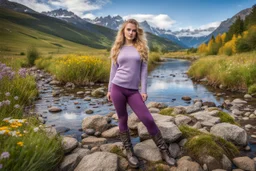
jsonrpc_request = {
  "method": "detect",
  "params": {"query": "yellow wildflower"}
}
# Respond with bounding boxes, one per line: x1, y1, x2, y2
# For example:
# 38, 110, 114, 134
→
17, 142, 24, 146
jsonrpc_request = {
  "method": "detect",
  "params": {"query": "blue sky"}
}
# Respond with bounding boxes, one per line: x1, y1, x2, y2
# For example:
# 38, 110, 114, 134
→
10, 0, 256, 31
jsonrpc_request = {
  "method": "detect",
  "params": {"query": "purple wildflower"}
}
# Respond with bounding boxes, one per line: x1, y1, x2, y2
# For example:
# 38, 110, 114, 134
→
0, 163, 2, 169
18, 68, 27, 78
5, 92, 10, 96
3, 100, 10, 105
0, 152, 10, 159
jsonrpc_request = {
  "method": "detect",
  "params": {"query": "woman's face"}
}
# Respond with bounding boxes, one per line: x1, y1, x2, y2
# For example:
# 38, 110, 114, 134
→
124, 23, 137, 41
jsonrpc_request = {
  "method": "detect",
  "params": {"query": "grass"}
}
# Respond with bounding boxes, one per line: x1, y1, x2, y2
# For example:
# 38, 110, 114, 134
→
159, 107, 176, 117
188, 51, 256, 92
162, 50, 202, 60
0, 60, 63, 171
179, 125, 239, 161
217, 111, 238, 125
0, 117, 63, 171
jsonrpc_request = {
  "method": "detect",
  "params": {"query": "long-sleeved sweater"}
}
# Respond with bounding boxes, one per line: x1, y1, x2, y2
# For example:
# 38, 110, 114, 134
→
108, 45, 148, 93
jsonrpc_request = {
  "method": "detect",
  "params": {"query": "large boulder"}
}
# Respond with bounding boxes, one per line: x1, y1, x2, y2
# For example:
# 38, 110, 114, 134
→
62, 137, 78, 154
138, 122, 182, 143
82, 115, 109, 132
210, 123, 247, 146
134, 139, 162, 162
74, 152, 118, 171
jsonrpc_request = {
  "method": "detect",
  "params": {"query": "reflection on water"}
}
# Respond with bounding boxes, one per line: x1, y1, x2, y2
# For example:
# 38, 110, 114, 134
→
147, 59, 225, 106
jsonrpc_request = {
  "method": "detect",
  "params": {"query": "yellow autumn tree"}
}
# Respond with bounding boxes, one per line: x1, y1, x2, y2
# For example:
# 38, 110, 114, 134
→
219, 35, 238, 55
197, 43, 207, 53
220, 33, 227, 43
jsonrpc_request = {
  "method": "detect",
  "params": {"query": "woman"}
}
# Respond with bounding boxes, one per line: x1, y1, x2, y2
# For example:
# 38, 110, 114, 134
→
106, 19, 175, 168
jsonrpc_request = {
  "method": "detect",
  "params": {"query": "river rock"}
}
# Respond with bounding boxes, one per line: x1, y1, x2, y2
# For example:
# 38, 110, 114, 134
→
232, 109, 244, 115
186, 105, 202, 114
175, 115, 192, 126
244, 94, 252, 99
231, 99, 247, 105
48, 106, 62, 113
91, 87, 105, 98
146, 102, 168, 109
59, 153, 80, 171
101, 126, 119, 138
210, 123, 247, 146
191, 111, 220, 125
134, 139, 162, 162
152, 113, 174, 122
74, 152, 118, 171
65, 82, 75, 89
182, 96, 191, 101
81, 136, 107, 147
62, 136, 78, 154
84, 129, 95, 136
71, 148, 91, 160
149, 107, 160, 113
85, 109, 93, 114
112, 113, 118, 120
82, 115, 109, 132
169, 143, 180, 158
100, 142, 123, 152
128, 112, 140, 129
173, 106, 187, 114
203, 101, 216, 107
77, 91, 84, 95
232, 156, 255, 171
173, 156, 203, 171
49, 80, 61, 85
138, 122, 182, 142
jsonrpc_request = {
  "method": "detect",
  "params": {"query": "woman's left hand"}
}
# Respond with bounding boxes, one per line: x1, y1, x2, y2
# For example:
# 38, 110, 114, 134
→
141, 93, 148, 102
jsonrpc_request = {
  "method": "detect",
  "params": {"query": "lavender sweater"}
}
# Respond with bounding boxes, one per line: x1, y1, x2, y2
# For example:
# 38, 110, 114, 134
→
108, 45, 148, 93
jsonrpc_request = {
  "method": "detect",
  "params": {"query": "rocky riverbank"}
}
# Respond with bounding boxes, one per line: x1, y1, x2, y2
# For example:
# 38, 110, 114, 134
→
30, 67, 256, 171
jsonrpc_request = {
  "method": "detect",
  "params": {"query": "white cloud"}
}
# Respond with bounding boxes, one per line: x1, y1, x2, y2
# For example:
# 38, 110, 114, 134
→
9, 0, 52, 12
82, 13, 96, 20
199, 21, 221, 30
48, 0, 110, 17
123, 14, 176, 30
177, 21, 221, 31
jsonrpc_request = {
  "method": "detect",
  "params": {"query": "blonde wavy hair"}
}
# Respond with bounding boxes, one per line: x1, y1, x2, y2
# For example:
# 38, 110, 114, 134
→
110, 19, 149, 64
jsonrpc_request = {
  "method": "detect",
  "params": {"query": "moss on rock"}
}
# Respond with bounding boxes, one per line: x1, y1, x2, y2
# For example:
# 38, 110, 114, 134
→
159, 107, 176, 116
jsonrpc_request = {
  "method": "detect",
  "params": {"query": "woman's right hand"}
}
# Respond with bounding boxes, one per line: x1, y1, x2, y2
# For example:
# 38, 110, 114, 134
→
107, 92, 112, 102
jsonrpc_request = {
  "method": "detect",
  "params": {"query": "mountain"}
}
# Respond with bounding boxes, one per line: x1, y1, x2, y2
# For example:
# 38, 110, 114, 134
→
200, 7, 252, 45
0, 0, 37, 13
93, 15, 124, 30
0, 4, 182, 52
86, 15, 218, 48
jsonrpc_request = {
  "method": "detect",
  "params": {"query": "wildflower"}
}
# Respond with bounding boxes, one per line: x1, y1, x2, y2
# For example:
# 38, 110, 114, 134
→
0, 152, 10, 159
3, 117, 11, 122
17, 142, 24, 146
14, 104, 20, 108
0, 102, 2, 107
0, 163, 2, 169
14, 96, 19, 100
0, 126, 9, 131
33, 127, 39, 132
3, 100, 10, 105
5, 92, 10, 96
18, 68, 27, 78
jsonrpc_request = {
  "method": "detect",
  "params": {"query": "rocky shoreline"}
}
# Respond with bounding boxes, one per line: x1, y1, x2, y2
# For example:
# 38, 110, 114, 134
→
29, 68, 256, 171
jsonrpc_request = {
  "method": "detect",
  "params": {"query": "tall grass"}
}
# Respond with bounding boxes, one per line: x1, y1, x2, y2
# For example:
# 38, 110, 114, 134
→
35, 52, 162, 85
0, 118, 63, 171
188, 51, 256, 91
36, 54, 110, 84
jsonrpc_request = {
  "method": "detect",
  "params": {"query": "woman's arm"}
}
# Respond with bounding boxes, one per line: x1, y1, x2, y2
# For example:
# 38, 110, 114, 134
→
140, 60, 148, 94
108, 61, 119, 92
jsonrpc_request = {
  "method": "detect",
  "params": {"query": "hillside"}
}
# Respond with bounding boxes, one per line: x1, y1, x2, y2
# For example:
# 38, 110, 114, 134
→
0, 8, 182, 56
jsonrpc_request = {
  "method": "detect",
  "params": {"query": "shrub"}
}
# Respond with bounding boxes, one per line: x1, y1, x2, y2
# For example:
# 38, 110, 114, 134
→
248, 84, 256, 94
26, 46, 39, 66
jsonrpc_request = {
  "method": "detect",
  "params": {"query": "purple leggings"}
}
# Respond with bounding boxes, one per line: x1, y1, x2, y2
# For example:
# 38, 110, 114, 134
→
111, 83, 159, 136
